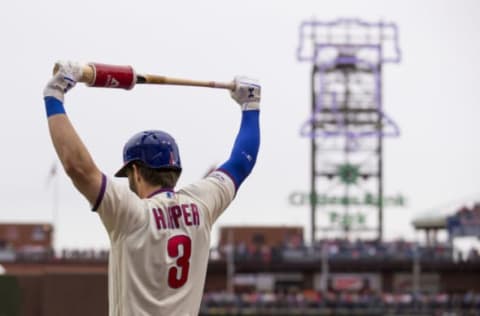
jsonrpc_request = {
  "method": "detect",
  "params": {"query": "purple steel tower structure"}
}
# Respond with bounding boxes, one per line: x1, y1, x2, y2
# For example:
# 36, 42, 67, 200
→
296, 18, 401, 243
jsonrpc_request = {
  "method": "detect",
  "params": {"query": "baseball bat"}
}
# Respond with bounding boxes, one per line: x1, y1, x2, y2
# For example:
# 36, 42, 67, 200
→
53, 62, 235, 91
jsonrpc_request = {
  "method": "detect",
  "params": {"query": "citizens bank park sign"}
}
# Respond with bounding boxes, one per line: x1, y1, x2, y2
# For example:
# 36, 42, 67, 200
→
288, 192, 406, 227
288, 192, 406, 207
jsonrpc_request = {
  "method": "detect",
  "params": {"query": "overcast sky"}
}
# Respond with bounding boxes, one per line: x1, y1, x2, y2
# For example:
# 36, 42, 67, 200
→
1, 0, 479, 250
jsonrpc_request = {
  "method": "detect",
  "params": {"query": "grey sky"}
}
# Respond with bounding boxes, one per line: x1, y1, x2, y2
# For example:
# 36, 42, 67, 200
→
1, 0, 479, 250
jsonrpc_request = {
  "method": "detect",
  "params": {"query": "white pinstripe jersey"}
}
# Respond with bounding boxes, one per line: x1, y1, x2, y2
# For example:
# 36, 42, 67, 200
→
94, 170, 235, 316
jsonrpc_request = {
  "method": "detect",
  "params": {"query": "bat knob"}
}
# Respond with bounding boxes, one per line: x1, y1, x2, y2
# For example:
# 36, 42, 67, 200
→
52, 62, 94, 84
52, 63, 60, 75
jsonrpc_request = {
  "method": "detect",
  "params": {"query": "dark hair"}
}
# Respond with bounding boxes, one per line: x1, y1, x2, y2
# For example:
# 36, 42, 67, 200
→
133, 162, 181, 188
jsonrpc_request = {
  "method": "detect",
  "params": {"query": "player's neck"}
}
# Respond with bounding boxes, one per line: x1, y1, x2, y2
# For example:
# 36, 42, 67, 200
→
139, 184, 163, 199
131, 165, 163, 198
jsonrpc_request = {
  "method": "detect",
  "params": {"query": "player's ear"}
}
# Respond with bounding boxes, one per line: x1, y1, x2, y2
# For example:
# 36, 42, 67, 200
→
131, 163, 142, 183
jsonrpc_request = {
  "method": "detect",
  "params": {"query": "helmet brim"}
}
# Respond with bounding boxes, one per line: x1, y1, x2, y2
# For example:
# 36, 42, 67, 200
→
114, 162, 130, 178
114, 162, 182, 178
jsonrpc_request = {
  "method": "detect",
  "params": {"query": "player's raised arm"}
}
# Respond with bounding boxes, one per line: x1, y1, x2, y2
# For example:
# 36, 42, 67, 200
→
43, 61, 103, 206
218, 76, 261, 190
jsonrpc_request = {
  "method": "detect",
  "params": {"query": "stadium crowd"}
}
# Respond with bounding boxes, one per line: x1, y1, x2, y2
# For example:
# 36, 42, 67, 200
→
200, 289, 480, 315
448, 202, 480, 238
453, 203, 480, 223
216, 238, 480, 264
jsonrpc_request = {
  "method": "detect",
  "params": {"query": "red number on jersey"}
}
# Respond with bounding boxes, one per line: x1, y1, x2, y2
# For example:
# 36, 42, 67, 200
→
167, 235, 192, 289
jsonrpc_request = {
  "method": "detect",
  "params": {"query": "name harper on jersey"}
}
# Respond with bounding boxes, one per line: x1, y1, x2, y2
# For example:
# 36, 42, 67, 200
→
151, 203, 200, 230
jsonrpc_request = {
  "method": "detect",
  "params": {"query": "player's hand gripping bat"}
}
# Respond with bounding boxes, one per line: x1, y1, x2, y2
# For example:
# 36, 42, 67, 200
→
53, 62, 235, 91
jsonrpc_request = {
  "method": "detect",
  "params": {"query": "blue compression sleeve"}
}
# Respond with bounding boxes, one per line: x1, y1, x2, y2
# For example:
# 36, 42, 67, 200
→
218, 110, 260, 190
44, 96, 66, 117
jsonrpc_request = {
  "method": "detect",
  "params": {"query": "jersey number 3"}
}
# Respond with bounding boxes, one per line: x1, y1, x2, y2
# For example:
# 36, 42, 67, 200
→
167, 235, 192, 289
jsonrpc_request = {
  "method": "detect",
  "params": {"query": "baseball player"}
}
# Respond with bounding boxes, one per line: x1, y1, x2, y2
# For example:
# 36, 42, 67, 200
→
43, 61, 261, 316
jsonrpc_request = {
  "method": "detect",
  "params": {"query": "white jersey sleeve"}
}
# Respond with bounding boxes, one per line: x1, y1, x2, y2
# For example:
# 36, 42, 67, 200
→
93, 175, 148, 240
179, 170, 236, 226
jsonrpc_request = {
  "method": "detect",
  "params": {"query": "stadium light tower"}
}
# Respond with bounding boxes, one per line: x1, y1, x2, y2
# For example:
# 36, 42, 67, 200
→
296, 18, 401, 243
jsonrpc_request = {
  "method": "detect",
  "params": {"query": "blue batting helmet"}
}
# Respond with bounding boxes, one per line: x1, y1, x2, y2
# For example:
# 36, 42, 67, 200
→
114, 130, 182, 177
